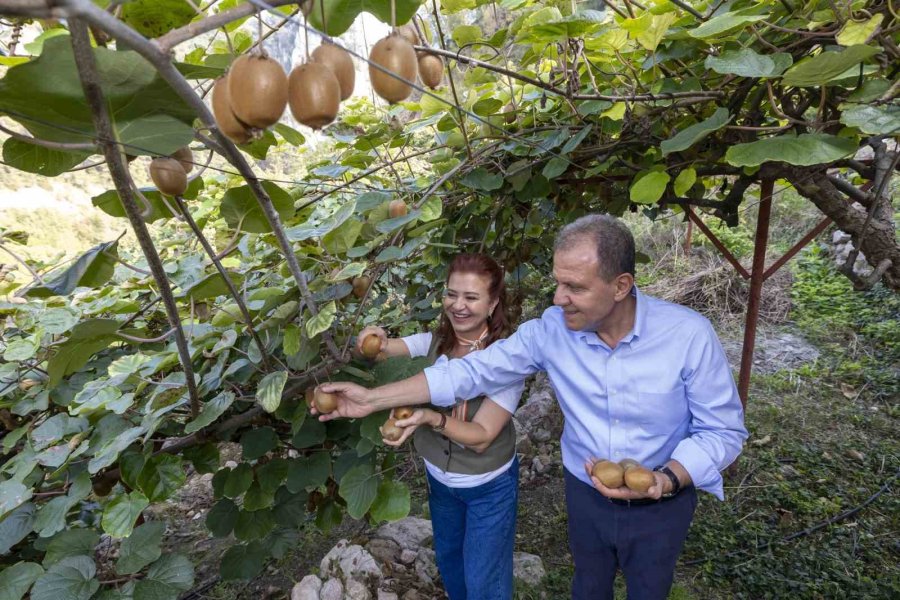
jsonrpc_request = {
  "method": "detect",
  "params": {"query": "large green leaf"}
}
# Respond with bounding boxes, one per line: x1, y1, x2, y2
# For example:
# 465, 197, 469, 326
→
724, 133, 857, 167
220, 181, 294, 233
184, 391, 235, 434
1, 139, 91, 177
102, 491, 150, 538
143, 553, 194, 594
286, 453, 331, 492
688, 11, 767, 39
661, 107, 731, 157
41, 529, 99, 567
47, 319, 123, 388
240, 427, 279, 461
0, 481, 32, 520
219, 541, 268, 581
840, 104, 900, 134
206, 498, 239, 538
630, 171, 671, 204
30, 556, 99, 600
0, 36, 194, 156
781, 45, 881, 87
233, 508, 275, 541
223, 463, 254, 499
121, 0, 196, 38
181, 270, 244, 302
0, 504, 35, 555
116, 521, 165, 575
307, 0, 423, 36
256, 371, 288, 414
0, 561, 44, 600
136, 454, 186, 502
91, 177, 204, 223
339, 464, 378, 519
24, 241, 118, 297
704, 49, 792, 78
305, 301, 337, 339
370, 479, 410, 522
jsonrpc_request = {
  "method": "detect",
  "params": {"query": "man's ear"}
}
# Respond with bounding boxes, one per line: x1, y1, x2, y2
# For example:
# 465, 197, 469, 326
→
614, 273, 634, 301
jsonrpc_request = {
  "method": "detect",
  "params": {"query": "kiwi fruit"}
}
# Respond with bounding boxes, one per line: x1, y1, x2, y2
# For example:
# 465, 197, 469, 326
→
149, 157, 188, 197
591, 460, 625, 488
288, 62, 341, 130
417, 53, 443, 89
619, 458, 641, 471
388, 199, 408, 218
314, 388, 338, 413
380, 418, 404, 442
395, 23, 419, 46
171, 146, 194, 173
394, 406, 414, 420
351, 275, 371, 299
305, 387, 316, 409
369, 34, 417, 103
228, 54, 288, 129
624, 466, 655, 493
311, 42, 355, 100
211, 75, 252, 144
502, 103, 516, 125
360, 334, 382, 359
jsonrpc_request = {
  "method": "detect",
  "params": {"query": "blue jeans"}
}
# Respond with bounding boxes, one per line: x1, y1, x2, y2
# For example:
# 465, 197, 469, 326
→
426, 457, 519, 600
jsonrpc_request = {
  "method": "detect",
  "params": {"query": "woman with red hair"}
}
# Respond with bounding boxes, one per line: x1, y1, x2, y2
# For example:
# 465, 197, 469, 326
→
357, 253, 523, 600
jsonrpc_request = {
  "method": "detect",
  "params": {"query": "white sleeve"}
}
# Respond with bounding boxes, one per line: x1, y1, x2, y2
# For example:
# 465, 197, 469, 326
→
400, 332, 433, 358
485, 380, 526, 414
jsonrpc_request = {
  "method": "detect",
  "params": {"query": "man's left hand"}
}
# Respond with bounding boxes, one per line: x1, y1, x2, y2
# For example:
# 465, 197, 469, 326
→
583, 458, 671, 501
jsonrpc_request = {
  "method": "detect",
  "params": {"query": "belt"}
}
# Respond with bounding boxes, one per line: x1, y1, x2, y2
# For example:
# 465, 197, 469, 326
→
607, 486, 692, 507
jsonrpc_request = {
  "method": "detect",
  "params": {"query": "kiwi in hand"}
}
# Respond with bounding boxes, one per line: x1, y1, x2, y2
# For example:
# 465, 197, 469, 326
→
624, 466, 655, 493
591, 460, 625, 488
394, 406, 414, 420
360, 334, 382, 359
380, 418, 404, 442
314, 388, 338, 413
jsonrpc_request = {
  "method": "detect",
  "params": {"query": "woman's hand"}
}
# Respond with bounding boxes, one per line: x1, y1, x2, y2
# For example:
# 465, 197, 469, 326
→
356, 325, 387, 357
382, 408, 434, 447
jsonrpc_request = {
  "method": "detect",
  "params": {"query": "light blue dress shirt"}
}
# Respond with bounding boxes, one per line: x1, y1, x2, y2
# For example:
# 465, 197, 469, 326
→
424, 287, 748, 500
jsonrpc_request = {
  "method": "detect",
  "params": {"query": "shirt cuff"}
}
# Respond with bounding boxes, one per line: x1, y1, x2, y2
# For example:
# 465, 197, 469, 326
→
671, 438, 725, 501
423, 358, 457, 408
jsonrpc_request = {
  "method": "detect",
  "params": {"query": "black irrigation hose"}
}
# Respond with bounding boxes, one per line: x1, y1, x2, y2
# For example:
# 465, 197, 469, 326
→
682, 466, 900, 567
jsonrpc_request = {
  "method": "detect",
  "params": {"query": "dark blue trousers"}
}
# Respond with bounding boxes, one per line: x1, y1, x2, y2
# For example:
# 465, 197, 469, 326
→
564, 468, 697, 600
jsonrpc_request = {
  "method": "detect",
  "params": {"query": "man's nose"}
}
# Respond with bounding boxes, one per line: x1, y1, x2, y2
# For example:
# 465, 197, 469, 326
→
552, 287, 567, 306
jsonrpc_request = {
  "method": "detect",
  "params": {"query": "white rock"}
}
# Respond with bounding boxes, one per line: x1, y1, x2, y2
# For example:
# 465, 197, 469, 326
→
320, 578, 343, 600
373, 517, 433, 550
290, 575, 322, 600
320, 539, 382, 584
398, 549, 417, 564
345, 579, 372, 600
223, 460, 238, 469
414, 547, 439, 585
377, 590, 400, 600
513, 552, 546, 586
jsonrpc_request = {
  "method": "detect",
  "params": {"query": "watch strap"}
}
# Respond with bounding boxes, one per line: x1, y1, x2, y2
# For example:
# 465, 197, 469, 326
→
433, 412, 447, 432
653, 465, 681, 497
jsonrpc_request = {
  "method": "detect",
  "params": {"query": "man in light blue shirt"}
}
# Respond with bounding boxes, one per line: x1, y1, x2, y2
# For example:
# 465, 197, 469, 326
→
320, 214, 748, 599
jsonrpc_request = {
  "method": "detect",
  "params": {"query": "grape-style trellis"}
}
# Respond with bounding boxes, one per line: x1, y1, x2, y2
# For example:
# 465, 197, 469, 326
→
0, 0, 897, 596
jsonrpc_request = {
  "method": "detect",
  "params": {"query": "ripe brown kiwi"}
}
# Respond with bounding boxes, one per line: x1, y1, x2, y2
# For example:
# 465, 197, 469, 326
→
388, 199, 408, 218
171, 146, 194, 173
305, 387, 316, 409
211, 75, 252, 144
417, 53, 443, 89
380, 418, 404, 442
227, 54, 288, 129
351, 275, 371, 299
395, 23, 419, 46
369, 34, 417, 104
591, 460, 625, 488
149, 157, 188, 197
288, 62, 341, 130
619, 458, 641, 471
624, 466, 655, 493
311, 42, 355, 101
394, 406, 414, 420
314, 388, 338, 413
360, 334, 382, 359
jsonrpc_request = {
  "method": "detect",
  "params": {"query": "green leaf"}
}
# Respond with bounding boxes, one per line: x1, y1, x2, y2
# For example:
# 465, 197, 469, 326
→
704, 49, 792, 78
184, 391, 235, 434
1, 139, 90, 177
542, 157, 569, 179
183, 443, 220, 475
41, 529, 99, 567
0, 504, 35, 555
30, 556, 98, 600
0, 562, 44, 600
290, 418, 327, 449
240, 129, 277, 160
242, 482, 275, 512
3, 338, 38, 361
219, 541, 268, 581
102, 492, 150, 538
206, 498, 239, 538
839, 104, 900, 134
630, 171, 671, 204
223, 463, 254, 499
688, 11, 767, 39
89, 427, 145, 473
256, 371, 288, 414
181, 271, 244, 302
0, 36, 194, 156
233, 508, 275, 541
283, 324, 301, 356
144, 553, 193, 593
24, 241, 118, 297
256, 459, 289, 494
37, 308, 79, 335
307, 0, 422, 36
121, 0, 196, 37
47, 318, 122, 388
673, 168, 697, 197
452, 24, 482, 47
460, 167, 504, 191
286, 453, 331, 493
220, 181, 294, 233
339, 464, 378, 519
285, 201, 356, 242
724, 133, 858, 167
782, 45, 881, 87
273, 489, 308, 529
305, 301, 337, 339
116, 522, 165, 575
370, 479, 410, 522
836, 14, 883, 46
660, 107, 731, 156
322, 218, 363, 254
622, 12, 676, 51
91, 178, 204, 223
240, 427, 279, 461
0, 481, 31, 520
273, 123, 306, 146
136, 454, 186, 502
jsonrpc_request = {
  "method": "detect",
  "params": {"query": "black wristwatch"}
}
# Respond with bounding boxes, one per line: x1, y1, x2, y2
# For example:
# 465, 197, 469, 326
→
653, 465, 681, 498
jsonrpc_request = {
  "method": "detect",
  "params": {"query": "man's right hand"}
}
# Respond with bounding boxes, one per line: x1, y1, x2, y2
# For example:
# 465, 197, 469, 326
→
314, 382, 374, 421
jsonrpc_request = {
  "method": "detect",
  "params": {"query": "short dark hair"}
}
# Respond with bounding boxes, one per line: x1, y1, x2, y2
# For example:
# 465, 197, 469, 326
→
554, 214, 635, 281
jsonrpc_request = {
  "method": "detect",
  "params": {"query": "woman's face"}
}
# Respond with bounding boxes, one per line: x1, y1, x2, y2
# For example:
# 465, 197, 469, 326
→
443, 271, 498, 338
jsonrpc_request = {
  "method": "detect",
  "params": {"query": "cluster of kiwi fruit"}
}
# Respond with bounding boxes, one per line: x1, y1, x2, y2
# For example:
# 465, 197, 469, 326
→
380, 406, 414, 442
591, 458, 656, 493
148, 146, 193, 197
369, 21, 443, 104
212, 42, 354, 142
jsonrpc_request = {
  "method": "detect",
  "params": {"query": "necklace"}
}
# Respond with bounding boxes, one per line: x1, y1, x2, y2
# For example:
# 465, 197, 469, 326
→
456, 326, 489, 352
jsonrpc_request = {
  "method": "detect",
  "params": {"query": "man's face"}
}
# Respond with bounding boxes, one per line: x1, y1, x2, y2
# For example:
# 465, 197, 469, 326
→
552, 242, 629, 332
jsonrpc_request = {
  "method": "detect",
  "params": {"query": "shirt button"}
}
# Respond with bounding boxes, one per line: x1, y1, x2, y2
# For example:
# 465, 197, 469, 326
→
444, 450, 449, 455
614, 419, 620, 424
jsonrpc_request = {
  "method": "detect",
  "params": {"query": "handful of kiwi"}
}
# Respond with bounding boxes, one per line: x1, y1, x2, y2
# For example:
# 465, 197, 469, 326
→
591, 458, 656, 493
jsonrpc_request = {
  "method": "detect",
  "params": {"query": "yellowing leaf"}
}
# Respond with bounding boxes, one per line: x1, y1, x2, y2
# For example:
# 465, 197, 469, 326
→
674, 168, 697, 196
623, 12, 677, 51
630, 171, 671, 204
601, 103, 627, 120
836, 14, 883, 46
